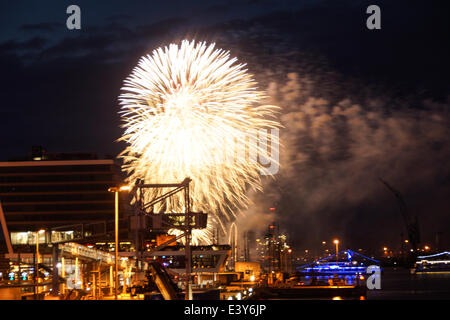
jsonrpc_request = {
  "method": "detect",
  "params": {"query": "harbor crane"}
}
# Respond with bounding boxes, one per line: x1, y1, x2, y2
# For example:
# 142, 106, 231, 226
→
379, 178, 420, 261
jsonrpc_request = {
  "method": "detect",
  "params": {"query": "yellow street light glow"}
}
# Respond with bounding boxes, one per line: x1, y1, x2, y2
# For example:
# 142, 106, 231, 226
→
108, 185, 131, 193
107, 184, 131, 300
333, 239, 339, 264
38, 229, 46, 234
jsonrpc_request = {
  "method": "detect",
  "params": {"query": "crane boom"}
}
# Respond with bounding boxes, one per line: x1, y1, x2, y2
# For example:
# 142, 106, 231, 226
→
148, 262, 180, 300
379, 178, 420, 252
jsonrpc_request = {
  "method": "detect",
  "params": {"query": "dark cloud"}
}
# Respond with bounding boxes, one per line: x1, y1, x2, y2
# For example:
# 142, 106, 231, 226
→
135, 17, 189, 38
19, 22, 62, 32
0, 37, 48, 52
106, 14, 132, 22
202, 3, 231, 15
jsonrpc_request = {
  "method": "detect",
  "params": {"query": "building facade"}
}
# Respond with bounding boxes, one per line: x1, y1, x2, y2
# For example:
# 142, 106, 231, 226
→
0, 149, 127, 249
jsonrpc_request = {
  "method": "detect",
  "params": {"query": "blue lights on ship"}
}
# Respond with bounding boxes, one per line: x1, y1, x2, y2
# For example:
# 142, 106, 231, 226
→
296, 250, 381, 275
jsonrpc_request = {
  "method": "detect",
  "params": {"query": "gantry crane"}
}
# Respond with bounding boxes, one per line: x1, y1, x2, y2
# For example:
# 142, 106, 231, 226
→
379, 178, 420, 260
147, 262, 181, 300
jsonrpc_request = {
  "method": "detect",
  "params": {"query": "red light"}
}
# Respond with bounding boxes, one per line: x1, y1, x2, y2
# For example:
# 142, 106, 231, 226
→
269, 225, 275, 229
269, 207, 276, 211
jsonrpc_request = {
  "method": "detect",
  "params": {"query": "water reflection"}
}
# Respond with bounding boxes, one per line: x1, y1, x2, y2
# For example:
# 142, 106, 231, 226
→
296, 274, 364, 286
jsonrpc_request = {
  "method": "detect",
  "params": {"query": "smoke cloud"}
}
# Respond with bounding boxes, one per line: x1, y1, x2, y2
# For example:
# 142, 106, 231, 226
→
236, 70, 450, 252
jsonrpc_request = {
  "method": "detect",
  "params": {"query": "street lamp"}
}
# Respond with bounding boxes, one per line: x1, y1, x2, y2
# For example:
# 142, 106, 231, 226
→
36, 229, 45, 264
287, 249, 292, 273
333, 239, 339, 264
108, 185, 131, 300
35, 229, 45, 297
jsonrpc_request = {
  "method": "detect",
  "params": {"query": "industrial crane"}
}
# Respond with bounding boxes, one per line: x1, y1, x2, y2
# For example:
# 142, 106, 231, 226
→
147, 262, 181, 300
379, 178, 421, 260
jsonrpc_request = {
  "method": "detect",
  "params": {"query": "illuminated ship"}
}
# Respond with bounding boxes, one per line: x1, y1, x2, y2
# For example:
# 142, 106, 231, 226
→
296, 250, 381, 275
415, 251, 450, 273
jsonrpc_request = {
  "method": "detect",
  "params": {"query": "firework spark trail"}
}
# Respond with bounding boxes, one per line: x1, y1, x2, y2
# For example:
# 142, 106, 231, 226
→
119, 40, 280, 244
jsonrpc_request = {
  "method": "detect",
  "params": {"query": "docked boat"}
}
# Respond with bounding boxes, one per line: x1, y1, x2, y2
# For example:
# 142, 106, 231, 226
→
415, 251, 450, 273
296, 249, 381, 276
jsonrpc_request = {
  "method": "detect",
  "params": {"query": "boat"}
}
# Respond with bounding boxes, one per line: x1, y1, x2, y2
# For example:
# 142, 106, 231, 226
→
296, 249, 381, 276
415, 251, 450, 273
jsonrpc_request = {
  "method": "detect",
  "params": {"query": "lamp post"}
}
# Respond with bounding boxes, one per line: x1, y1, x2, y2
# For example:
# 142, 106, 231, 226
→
108, 185, 130, 300
36, 229, 46, 263
35, 229, 45, 297
334, 239, 339, 264
287, 249, 292, 273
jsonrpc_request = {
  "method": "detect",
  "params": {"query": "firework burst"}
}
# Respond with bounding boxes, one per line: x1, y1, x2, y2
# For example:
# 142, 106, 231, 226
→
119, 40, 280, 244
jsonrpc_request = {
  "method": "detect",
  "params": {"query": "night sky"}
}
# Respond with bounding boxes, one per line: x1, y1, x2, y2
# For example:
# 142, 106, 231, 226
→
0, 0, 449, 252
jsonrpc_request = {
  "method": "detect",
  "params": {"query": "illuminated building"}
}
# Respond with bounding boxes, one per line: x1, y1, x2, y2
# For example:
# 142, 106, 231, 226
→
0, 147, 129, 285
0, 147, 125, 236
255, 223, 292, 273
